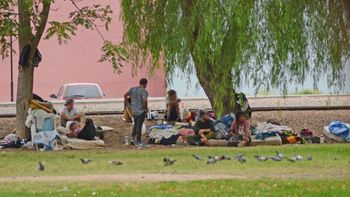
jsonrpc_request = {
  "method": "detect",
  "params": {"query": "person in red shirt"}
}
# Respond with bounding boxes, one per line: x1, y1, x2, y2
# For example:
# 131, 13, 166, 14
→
230, 111, 252, 147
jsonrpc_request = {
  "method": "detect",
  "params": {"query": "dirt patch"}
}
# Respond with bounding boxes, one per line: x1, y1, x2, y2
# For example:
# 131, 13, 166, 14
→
0, 172, 346, 183
1, 110, 350, 148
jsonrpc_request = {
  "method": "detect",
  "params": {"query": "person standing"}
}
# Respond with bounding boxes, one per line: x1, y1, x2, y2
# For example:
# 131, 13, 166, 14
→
124, 78, 149, 145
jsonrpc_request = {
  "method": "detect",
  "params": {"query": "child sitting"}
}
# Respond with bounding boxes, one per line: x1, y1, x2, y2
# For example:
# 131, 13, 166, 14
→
230, 111, 252, 147
165, 90, 181, 121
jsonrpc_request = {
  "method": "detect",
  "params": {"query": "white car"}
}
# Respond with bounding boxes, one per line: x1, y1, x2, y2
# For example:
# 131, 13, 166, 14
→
50, 83, 105, 100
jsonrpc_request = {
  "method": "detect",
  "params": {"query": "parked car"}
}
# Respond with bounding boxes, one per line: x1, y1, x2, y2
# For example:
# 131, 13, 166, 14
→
50, 83, 105, 100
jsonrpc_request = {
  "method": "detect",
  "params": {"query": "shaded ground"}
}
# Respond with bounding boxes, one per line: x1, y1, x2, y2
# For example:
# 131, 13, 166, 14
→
1, 110, 350, 148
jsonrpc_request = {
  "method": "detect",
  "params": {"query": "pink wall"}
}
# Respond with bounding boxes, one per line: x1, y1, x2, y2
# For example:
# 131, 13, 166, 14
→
0, 0, 166, 102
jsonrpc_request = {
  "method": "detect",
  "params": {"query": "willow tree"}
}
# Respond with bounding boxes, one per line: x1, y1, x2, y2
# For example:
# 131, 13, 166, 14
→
120, 0, 350, 115
1, 0, 124, 138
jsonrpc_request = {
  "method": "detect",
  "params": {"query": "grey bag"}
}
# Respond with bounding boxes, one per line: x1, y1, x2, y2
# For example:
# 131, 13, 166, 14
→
214, 122, 229, 139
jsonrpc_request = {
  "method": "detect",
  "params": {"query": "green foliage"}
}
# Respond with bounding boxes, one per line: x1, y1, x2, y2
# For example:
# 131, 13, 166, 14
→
45, 21, 77, 44
120, 0, 350, 114
0, 0, 16, 58
99, 41, 128, 74
0, 0, 115, 58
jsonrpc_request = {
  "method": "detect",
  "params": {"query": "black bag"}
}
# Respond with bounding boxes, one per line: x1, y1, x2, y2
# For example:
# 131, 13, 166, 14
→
77, 118, 96, 140
19, 44, 42, 68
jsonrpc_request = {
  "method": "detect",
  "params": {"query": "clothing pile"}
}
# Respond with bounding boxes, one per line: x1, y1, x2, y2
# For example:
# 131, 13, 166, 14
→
255, 122, 300, 143
148, 124, 196, 145
0, 134, 24, 149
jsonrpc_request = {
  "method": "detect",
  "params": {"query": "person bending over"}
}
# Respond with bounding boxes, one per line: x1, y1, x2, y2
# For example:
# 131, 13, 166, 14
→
165, 90, 181, 122
60, 98, 81, 127
124, 78, 149, 145
230, 111, 252, 147
194, 110, 215, 145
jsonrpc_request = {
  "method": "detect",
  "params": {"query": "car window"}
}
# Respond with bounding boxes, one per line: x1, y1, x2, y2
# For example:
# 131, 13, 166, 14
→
57, 86, 63, 98
63, 85, 102, 99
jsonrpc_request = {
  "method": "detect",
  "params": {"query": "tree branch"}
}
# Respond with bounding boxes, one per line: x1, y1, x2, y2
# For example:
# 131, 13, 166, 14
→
32, 1, 51, 48
69, 0, 106, 41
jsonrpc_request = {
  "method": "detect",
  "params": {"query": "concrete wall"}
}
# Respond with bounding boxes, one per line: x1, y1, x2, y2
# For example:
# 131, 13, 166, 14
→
0, 0, 166, 102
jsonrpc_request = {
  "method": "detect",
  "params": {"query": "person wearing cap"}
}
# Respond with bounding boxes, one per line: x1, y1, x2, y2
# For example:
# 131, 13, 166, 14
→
194, 110, 216, 145
60, 98, 81, 127
124, 78, 149, 145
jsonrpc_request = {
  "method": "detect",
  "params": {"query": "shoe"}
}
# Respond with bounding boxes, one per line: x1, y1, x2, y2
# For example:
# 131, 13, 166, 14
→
130, 139, 136, 145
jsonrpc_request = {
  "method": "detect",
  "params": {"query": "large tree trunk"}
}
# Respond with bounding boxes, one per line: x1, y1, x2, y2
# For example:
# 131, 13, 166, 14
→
195, 61, 236, 116
16, 0, 34, 138
16, 0, 51, 138
16, 65, 34, 138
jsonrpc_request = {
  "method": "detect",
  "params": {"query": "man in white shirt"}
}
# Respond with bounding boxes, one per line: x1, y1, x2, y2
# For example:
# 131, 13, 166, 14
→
60, 98, 81, 127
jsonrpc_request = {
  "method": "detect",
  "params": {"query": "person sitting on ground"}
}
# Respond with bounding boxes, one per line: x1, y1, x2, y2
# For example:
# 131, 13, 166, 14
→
165, 90, 181, 122
122, 96, 133, 122
182, 109, 196, 125
60, 98, 81, 127
230, 111, 252, 147
66, 118, 96, 140
194, 110, 216, 145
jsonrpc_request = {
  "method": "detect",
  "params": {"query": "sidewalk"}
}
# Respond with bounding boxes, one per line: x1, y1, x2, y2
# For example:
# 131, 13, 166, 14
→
0, 94, 349, 115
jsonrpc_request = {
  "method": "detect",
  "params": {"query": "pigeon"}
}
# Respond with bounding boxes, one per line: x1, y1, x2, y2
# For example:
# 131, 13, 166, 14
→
38, 162, 45, 171
192, 154, 202, 160
307, 155, 313, 161
108, 160, 123, 165
163, 157, 176, 166
234, 154, 246, 163
271, 156, 282, 162
80, 158, 92, 164
275, 151, 284, 159
219, 155, 231, 160
208, 155, 220, 161
238, 157, 247, 163
287, 157, 297, 162
234, 153, 245, 160
295, 155, 303, 161
207, 158, 217, 164
255, 155, 268, 162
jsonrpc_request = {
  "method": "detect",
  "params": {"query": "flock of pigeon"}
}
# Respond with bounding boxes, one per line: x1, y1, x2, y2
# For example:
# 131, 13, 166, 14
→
37, 158, 123, 171
37, 151, 315, 170
163, 151, 313, 166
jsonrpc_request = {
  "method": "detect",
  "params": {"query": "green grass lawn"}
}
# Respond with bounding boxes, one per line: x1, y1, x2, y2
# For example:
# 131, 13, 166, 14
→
0, 179, 349, 197
0, 144, 349, 196
0, 144, 349, 177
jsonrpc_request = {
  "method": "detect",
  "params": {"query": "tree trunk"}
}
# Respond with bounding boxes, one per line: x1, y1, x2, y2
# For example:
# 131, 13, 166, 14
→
15, 0, 51, 138
16, 65, 34, 139
16, 0, 34, 138
195, 61, 236, 116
